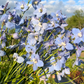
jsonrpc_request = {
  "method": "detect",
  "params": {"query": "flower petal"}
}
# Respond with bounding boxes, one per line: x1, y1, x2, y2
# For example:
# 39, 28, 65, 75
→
17, 57, 24, 63
66, 43, 73, 50
37, 60, 44, 67
49, 65, 54, 72
33, 63, 38, 71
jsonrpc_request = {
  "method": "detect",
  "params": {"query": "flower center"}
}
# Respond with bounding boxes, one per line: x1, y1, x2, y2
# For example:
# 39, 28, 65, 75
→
56, 14, 58, 17
38, 22, 42, 27
21, 4, 24, 9
34, 1, 38, 5
14, 56, 17, 61
35, 35, 38, 40
33, 59, 37, 63
78, 32, 82, 37
52, 22, 55, 27
58, 56, 61, 60
61, 42, 66, 46
53, 63, 56, 66
39, 8, 43, 13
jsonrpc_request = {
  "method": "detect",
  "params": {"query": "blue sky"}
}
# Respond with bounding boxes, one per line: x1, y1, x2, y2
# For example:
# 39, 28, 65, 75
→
0, 0, 84, 17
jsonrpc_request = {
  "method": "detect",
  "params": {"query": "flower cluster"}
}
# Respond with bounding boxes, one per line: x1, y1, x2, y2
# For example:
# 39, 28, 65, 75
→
0, 0, 84, 83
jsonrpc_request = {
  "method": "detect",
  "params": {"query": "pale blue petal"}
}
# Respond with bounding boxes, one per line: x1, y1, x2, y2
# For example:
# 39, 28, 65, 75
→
64, 68, 70, 74
54, 60, 62, 71
19, 19, 24, 25
65, 43, 73, 50
49, 65, 54, 72
61, 46, 65, 50
74, 38, 81, 44
55, 37, 62, 45
63, 37, 69, 43
57, 74, 61, 82
17, 57, 24, 63
33, 63, 38, 71
60, 57, 66, 64
82, 36, 84, 42
72, 28, 80, 35
50, 57, 55, 63
73, 58, 79, 66
26, 61, 33, 64
37, 60, 44, 67
61, 70, 65, 77
76, 49, 81, 57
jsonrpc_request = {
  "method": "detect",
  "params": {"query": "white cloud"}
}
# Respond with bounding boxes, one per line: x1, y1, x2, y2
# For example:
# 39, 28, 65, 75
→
41, 1, 47, 4
0, 0, 84, 18
78, 0, 84, 4
49, 1, 55, 4
67, 0, 75, 4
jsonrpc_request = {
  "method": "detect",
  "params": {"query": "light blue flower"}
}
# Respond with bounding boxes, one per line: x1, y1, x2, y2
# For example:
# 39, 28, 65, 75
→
27, 33, 39, 45
15, 1, 28, 12
26, 53, 44, 71
25, 45, 36, 54
49, 57, 62, 72
33, 3, 46, 18
13, 53, 24, 63
46, 20, 59, 30
72, 28, 84, 44
55, 37, 73, 50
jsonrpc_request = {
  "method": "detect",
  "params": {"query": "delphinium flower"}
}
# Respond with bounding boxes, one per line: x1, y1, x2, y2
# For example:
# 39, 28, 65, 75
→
31, 17, 42, 32
32, 0, 41, 10
55, 36, 73, 50
26, 53, 44, 71
31, 17, 48, 34
0, 14, 8, 22
13, 53, 24, 63
33, 3, 46, 18
51, 10, 66, 23
57, 67, 70, 82
27, 32, 39, 45
15, 1, 28, 12
57, 50, 70, 68
49, 57, 62, 72
45, 20, 59, 30
71, 28, 84, 44
25, 45, 36, 55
